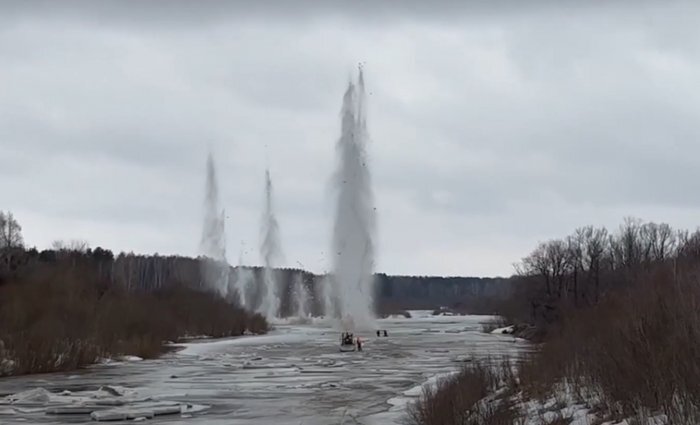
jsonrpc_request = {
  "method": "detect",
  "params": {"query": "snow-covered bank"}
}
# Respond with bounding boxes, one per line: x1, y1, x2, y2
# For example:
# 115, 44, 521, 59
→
402, 370, 670, 425
491, 325, 515, 335
486, 320, 543, 341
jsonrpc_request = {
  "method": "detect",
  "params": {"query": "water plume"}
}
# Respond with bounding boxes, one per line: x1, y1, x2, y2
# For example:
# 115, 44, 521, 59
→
329, 67, 376, 331
292, 272, 311, 319
199, 153, 229, 298
319, 274, 338, 320
258, 169, 283, 320
233, 244, 255, 308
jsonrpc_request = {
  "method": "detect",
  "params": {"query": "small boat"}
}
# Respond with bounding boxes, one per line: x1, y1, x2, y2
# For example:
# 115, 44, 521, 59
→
339, 343, 356, 352
339, 332, 357, 352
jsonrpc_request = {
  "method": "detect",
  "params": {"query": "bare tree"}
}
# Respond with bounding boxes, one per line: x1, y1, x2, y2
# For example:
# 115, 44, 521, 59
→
583, 226, 608, 303
567, 230, 586, 305
521, 243, 553, 296
640, 222, 657, 267
51, 239, 90, 253
0, 211, 24, 250
619, 217, 643, 269
653, 223, 676, 261
678, 230, 700, 260
546, 240, 569, 299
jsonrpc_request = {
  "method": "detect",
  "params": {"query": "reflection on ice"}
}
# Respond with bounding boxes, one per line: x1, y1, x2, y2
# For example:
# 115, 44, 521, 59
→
0, 312, 530, 424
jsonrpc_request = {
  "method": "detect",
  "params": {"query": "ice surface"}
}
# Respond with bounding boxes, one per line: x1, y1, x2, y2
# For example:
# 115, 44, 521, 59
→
5, 388, 52, 404
1, 384, 209, 424
0, 314, 531, 424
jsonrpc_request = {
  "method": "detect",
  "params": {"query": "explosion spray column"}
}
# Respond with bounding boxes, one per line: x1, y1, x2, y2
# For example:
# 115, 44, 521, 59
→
329, 68, 376, 331
200, 153, 230, 298
259, 169, 283, 320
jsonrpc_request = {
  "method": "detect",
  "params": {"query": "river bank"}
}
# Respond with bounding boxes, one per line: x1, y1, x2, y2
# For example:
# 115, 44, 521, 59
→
0, 268, 267, 377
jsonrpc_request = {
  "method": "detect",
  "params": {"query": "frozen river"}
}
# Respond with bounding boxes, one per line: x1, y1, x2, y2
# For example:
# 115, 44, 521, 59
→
0, 311, 530, 424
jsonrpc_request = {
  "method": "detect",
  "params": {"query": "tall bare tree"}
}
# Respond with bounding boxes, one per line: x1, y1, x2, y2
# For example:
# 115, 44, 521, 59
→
0, 211, 24, 250
652, 223, 676, 261
616, 217, 643, 270
567, 230, 586, 305
583, 226, 608, 303
521, 243, 553, 296
546, 239, 569, 299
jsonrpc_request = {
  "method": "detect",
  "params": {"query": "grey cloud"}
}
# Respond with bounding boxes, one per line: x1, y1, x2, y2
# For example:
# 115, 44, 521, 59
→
0, 1, 583, 27
2, 1, 700, 276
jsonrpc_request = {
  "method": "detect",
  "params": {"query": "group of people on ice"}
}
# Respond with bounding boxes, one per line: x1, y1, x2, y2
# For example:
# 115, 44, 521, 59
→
340, 329, 390, 352
340, 332, 363, 351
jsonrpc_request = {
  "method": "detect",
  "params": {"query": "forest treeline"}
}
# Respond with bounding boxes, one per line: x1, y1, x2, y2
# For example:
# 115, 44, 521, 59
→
0, 210, 513, 317
0, 211, 267, 376
411, 217, 700, 425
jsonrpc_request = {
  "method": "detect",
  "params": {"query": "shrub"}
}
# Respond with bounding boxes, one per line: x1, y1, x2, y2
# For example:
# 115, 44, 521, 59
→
0, 262, 267, 376
518, 264, 700, 423
405, 359, 517, 425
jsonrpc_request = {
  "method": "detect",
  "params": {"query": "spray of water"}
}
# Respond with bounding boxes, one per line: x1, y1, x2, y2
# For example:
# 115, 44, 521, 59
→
231, 242, 253, 308
328, 68, 376, 331
292, 272, 311, 319
319, 274, 335, 319
258, 169, 283, 320
199, 153, 229, 298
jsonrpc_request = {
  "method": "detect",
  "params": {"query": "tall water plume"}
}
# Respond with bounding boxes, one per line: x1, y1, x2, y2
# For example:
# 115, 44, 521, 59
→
329, 68, 376, 330
199, 153, 229, 298
258, 169, 283, 320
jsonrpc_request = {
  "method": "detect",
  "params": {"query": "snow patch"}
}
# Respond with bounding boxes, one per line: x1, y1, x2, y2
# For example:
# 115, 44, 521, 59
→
491, 325, 515, 335
384, 314, 410, 319
117, 355, 144, 362
403, 371, 461, 397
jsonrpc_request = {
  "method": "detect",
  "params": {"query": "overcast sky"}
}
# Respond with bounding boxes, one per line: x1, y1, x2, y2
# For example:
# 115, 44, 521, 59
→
2, 1, 700, 277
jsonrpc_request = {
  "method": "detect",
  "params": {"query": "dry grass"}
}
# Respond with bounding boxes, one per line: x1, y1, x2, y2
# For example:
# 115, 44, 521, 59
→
405, 359, 518, 425
0, 263, 267, 376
